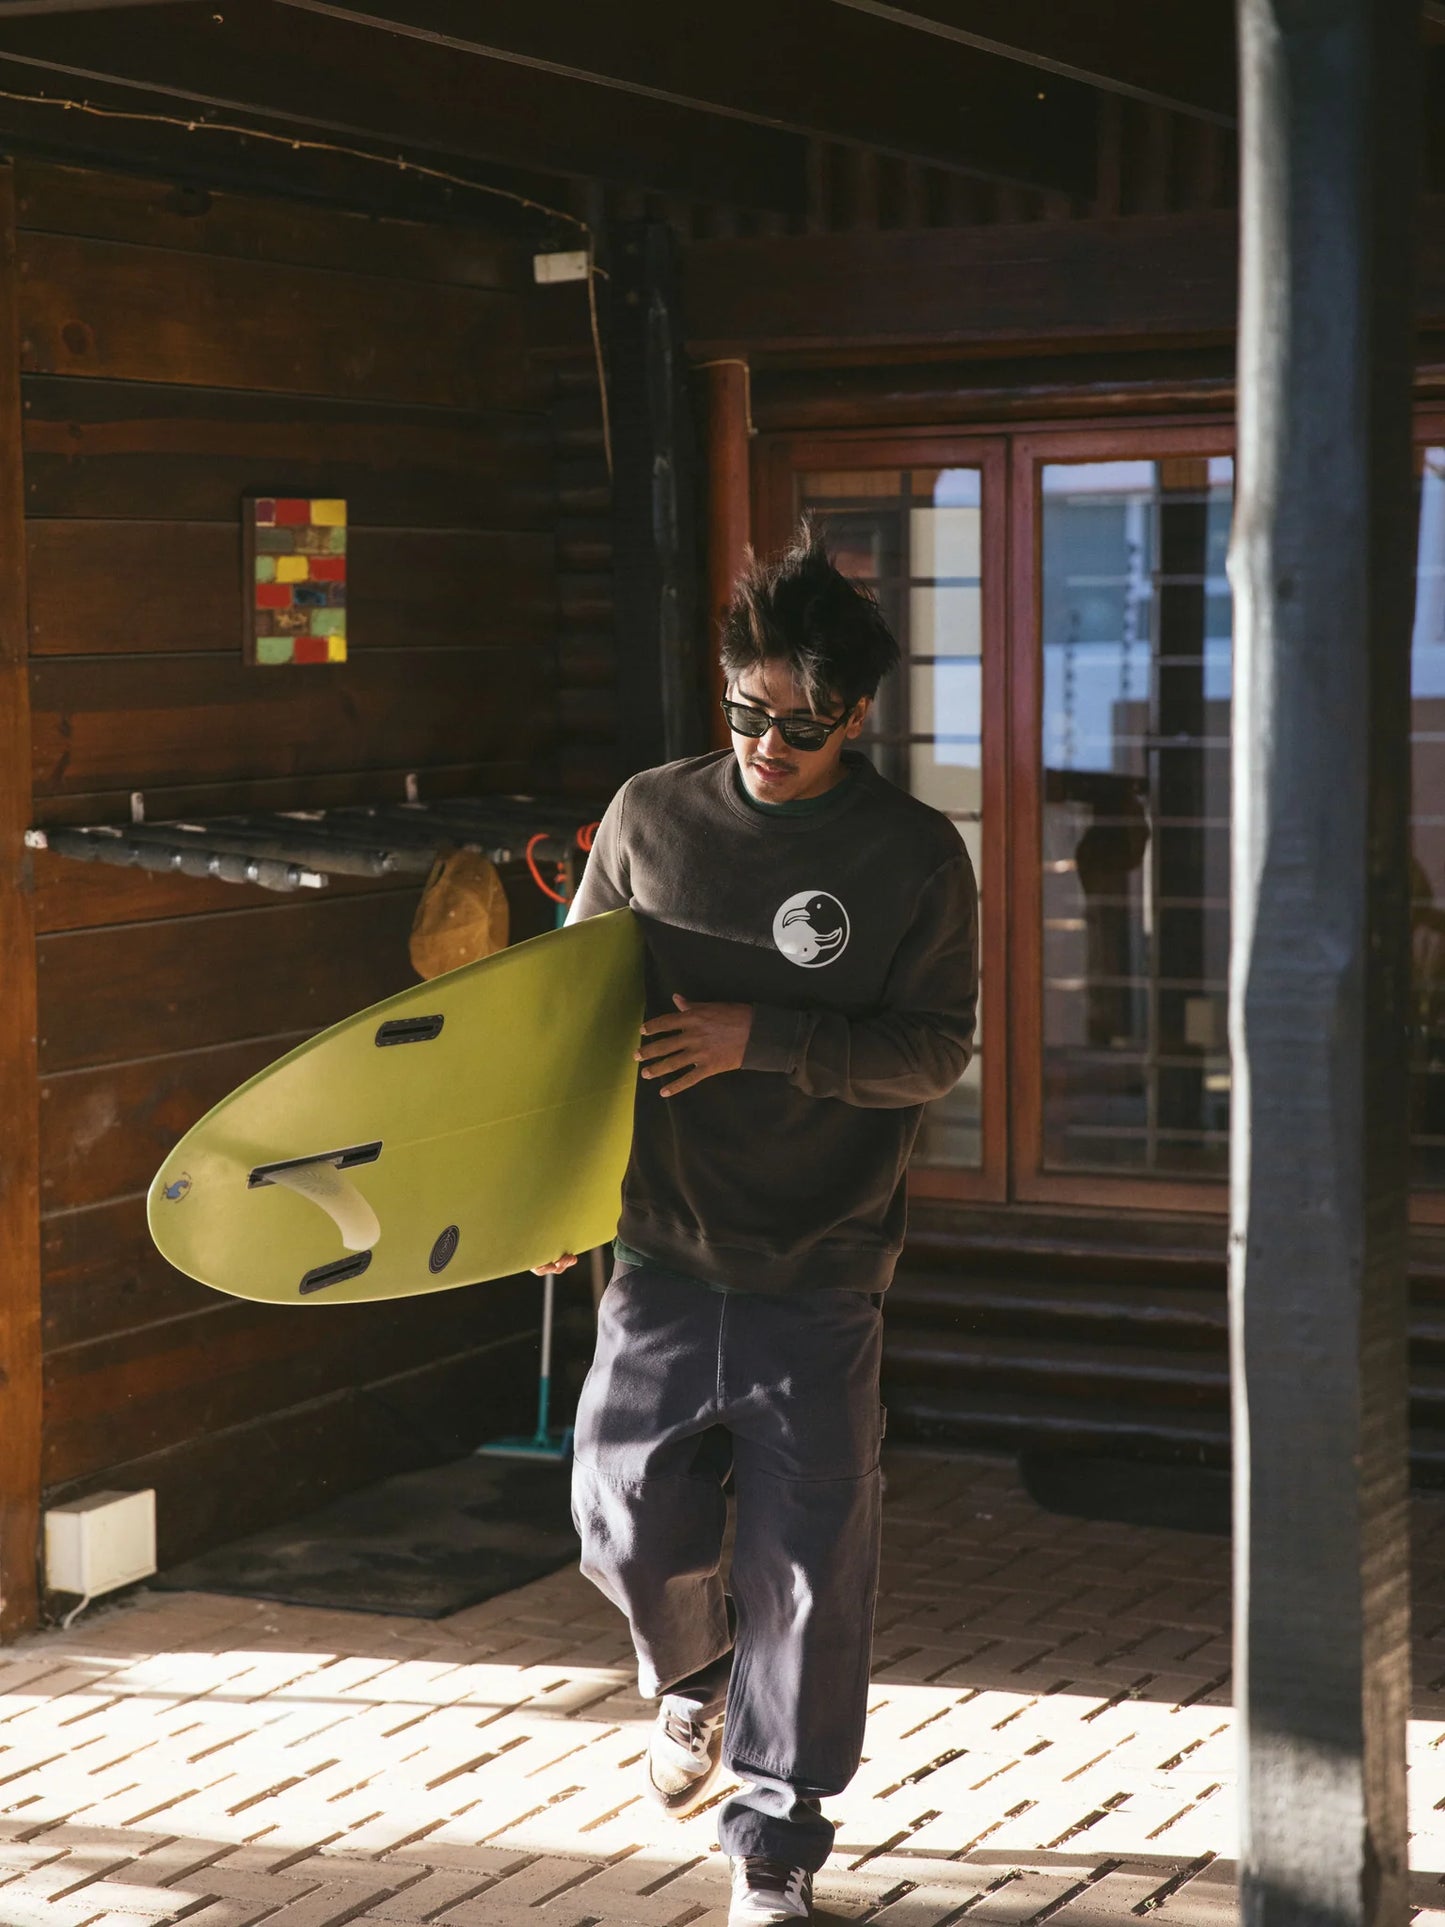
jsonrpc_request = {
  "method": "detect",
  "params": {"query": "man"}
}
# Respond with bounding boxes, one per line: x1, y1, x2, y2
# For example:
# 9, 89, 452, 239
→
536, 524, 978, 1926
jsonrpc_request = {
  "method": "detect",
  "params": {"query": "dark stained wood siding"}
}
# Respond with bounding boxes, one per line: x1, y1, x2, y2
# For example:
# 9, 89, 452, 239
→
0, 162, 43, 1636
21, 160, 572, 1572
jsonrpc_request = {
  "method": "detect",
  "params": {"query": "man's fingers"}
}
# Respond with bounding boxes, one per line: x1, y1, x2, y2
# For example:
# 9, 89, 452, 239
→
639, 1015, 688, 1038
531, 1253, 577, 1274
659, 1064, 713, 1097
637, 1033, 687, 1058
640, 1047, 697, 1079
637, 1030, 697, 1062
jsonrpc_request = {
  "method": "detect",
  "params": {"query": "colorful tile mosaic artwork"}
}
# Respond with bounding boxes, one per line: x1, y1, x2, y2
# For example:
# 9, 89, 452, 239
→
244, 496, 348, 665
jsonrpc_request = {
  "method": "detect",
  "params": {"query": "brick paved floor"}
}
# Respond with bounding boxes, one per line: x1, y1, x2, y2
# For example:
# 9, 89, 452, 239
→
2, 1449, 1445, 1926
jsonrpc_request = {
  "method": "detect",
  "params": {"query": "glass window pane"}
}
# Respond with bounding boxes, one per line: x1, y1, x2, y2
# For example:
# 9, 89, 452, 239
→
1040, 456, 1234, 1179
910, 660, 981, 749
800, 465, 987, 1171
910, 585, 981, 657
1412, 448, 1445, 1188
910, 503, 981, 578
907, 747, 982, 819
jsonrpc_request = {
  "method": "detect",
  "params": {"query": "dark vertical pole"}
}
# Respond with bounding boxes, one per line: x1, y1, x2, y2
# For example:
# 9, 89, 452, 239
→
1229, 4, 1419, 1925
609, 220, 706, 772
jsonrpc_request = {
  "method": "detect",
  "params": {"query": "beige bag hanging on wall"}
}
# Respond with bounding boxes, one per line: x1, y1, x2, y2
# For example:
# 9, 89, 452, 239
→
409, 848, 510, 980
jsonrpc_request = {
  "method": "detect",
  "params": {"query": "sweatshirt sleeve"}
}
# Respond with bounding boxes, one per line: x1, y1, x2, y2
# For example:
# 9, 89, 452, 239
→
565, 780, 633, 923
741, 851, 978, 1108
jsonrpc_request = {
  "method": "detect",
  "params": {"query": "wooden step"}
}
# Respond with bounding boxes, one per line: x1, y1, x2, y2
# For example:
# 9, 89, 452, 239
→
888, 1376, 1445, 1483
902, 1209, 1226, 1285
884, 1330, 1228, 1408
887, 1387, 1231, 1464
886, 1269, 1228, 1350
886, 1246, 1445, 1483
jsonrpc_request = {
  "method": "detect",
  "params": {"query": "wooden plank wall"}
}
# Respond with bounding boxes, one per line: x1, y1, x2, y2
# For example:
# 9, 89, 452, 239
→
550, 345, 618, 801
0, 165, 42, 1636
15, 160, 575, 1580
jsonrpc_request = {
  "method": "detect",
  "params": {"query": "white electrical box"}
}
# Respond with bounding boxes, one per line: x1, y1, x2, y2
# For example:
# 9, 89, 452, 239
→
533, 249, 590, 285
45, 1490, 156, 1598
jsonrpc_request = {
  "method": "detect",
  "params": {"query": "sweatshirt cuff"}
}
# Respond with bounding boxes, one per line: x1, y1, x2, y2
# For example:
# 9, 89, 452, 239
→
743, 1003, 805, 1074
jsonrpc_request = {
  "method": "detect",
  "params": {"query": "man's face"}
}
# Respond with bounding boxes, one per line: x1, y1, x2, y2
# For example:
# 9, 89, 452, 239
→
727, 660, 871, 806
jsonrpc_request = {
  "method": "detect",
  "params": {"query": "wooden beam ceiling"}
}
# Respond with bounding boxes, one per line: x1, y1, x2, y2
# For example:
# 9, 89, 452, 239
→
676, 202, 1445, 360
681, 214, 1241, 360
279, 0, 1101, 199
823, 1, 1237, 124
0, 0, 807, 214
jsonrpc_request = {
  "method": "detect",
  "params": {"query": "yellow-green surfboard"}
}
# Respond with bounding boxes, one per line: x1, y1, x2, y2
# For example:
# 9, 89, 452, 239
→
147, 908, 643, 1305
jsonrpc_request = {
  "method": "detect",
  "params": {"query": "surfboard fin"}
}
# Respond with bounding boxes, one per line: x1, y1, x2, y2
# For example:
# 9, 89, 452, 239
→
251, 1149, 382, 1252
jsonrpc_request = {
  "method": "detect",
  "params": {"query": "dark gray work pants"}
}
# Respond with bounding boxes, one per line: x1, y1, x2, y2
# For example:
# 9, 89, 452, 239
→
570, 1262, 884, 1871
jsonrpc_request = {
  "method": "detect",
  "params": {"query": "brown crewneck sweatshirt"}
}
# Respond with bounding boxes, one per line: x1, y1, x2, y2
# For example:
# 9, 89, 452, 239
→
568, 749, 979, 1294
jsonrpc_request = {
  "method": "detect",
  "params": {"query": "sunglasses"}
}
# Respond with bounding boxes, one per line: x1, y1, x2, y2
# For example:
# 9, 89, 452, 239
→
721, 697, 853, 754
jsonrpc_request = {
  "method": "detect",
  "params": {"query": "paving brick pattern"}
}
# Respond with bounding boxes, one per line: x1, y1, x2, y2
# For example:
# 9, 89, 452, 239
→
0, 1450, 1443, 1926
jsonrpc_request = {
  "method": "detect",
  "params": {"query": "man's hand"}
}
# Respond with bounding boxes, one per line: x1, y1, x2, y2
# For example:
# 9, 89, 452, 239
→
532, 1253, 577, 1275
637, 994, 752, 1098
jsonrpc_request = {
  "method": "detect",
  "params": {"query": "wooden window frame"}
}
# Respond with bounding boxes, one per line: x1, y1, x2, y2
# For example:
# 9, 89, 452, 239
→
754, 429, 1010, 1203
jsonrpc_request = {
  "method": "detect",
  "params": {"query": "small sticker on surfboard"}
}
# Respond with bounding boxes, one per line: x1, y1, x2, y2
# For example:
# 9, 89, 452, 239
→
429, 1225, 460, 1273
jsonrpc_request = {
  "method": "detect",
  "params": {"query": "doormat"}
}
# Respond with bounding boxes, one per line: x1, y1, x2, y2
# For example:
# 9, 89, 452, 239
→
153, 1455, 579, 1619
1020, 1449, 1231, 1537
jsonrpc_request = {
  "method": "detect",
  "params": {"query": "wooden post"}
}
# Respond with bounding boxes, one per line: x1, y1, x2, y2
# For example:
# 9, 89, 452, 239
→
609, 220, 707, 771
0, 162, 42, 1638
1229, 4, 1419, 1923
703, 358, 751, 749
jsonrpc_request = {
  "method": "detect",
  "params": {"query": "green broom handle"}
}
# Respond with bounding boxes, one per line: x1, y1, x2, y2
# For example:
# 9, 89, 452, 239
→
536, 1269, 555, 1442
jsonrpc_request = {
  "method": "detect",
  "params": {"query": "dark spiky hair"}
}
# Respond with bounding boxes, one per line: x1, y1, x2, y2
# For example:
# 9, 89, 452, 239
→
719, 518, 900, 713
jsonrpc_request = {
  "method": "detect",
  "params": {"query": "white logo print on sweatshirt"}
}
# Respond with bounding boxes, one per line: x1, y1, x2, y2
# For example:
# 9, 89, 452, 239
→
773, 891, 850, 967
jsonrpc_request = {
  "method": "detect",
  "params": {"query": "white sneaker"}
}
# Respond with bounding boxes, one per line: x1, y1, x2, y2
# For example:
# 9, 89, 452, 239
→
728, 1857, 814, 1925
644, 1694, 723, 1813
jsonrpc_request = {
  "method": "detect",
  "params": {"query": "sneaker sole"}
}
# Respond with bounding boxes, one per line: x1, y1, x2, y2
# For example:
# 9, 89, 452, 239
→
645, 1745, 725, 1817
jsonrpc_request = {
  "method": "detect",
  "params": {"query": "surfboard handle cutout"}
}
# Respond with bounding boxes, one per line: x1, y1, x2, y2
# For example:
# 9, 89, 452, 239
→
376, 1015, 444, 1046
300, 1251, 373, 1295
247, 1142, 382, 1189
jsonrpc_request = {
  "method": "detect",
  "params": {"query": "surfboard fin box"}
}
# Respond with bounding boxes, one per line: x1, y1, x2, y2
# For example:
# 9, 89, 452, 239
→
301, 1251, 374, 1295
375, 1015, 444, 1046
249, 1144, 383, 1253
248, 1143, 382, 1187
